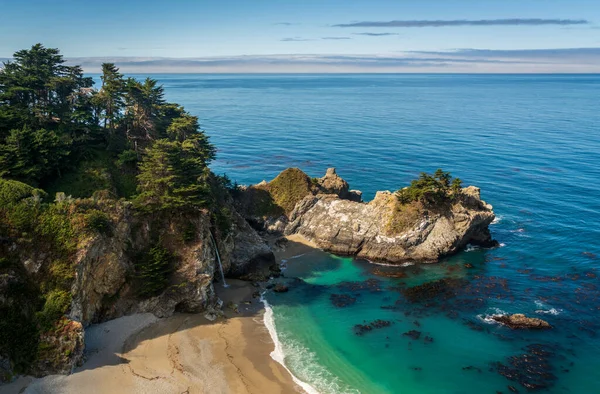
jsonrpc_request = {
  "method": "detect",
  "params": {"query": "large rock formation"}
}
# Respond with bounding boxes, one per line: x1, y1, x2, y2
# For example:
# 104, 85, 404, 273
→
285, 187, 495, 264
70, 205, 277, 327
238, 168, 496, 265
1, 197, 276, 377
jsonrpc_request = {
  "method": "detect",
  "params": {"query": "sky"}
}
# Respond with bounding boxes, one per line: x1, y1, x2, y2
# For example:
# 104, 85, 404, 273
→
0, 0, 599, 73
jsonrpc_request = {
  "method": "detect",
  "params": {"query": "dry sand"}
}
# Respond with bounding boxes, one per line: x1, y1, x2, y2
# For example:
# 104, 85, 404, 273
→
4, 279, 305, 394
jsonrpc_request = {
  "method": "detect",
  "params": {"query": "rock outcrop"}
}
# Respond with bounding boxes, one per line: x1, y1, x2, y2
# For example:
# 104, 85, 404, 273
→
285, 188, 495, 264
70, 205, 277, 327
237, 167, 496, 265
1, 197, 276, 377
492, 314, 552, 329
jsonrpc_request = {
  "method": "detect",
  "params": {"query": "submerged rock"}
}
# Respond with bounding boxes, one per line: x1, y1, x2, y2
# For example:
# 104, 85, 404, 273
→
273, 283, 289, 293
403, 330, 421, 340
495, 344, 558, 391
492, 314, 551, 329
330, 293, 358, 307
353, 319, 392, 335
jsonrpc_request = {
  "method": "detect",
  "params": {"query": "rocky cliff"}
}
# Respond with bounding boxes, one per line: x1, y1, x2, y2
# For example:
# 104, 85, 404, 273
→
0, 193, 276, 378
237, 168, 496, 264
285, 186, 496, 263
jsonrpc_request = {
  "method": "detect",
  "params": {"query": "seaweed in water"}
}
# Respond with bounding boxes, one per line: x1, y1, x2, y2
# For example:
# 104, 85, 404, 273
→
494, 344, 559, 391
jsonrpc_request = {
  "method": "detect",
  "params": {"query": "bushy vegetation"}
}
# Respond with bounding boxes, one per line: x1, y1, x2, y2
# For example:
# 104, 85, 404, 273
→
396, 169, 462, 206
134, 245, 174, 298
35, 290, 72, 332
386, 170, 463, 235
0, 44, 230, 373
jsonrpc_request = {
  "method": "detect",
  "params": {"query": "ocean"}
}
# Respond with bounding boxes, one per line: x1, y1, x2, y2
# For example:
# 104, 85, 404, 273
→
113, 74, 600, 393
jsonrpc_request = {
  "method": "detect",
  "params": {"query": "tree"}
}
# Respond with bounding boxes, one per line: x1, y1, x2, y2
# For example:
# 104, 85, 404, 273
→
0, 44, 93, 132
124, 77, 165, 145
396, 169, 462, 206
135, 137, 214, 211
0, 44, 95, 184
0, 126, 70, 184
94, 63, 125, 138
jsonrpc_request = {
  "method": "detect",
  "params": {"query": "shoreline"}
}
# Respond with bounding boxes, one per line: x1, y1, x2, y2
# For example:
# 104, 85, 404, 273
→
4, 235, 321, 394
4, 281, 306, 394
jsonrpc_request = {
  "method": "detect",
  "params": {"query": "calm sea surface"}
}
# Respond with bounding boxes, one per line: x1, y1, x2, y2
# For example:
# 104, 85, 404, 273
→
104, 74, 600, 393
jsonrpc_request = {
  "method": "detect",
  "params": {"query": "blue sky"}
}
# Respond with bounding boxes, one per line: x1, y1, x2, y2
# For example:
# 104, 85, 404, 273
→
1, 0, 599, 72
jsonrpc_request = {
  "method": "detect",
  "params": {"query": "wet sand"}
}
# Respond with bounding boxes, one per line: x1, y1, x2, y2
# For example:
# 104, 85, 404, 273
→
4, 279, 305, 394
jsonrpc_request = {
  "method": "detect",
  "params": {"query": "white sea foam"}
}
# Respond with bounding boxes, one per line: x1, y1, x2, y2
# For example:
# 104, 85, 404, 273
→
534, 300, 562, 316
499, 243, 506, 247
261, 295, 321, 394
476, 308, 507, 324
491, 216, 502, 225
367, 259, 415, 267
261, 295, 361, 394
465, 244, 481, 252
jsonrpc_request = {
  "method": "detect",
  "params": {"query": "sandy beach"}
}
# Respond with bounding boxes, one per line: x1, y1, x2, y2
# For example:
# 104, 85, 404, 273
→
4, 278, 306, 394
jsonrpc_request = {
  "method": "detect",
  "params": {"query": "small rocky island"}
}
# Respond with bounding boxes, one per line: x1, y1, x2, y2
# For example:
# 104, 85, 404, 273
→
236, 167, 497, 264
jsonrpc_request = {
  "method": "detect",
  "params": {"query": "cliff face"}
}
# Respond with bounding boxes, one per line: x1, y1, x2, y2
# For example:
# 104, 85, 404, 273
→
237, 168, 496, 265
1, 197, 276, 378
285, 186, 496, 264
70, 208, 219, 327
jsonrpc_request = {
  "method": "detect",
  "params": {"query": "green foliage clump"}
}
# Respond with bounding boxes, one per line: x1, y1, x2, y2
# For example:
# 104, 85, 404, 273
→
35, 290, 72, 332
36, 202, 76, 256
265, 168, 313, 214
117, 149, 138, 167
135, 138, 214, 211
396, 169, 462, 206
135, 245, 174, 298
84, 209, 112, 236
0, 178, 44, 206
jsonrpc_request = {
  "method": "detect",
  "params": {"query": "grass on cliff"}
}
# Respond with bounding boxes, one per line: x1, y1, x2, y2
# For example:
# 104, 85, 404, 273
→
385, 200, 424, 235
267, 168, 314, 214
238, 168, 314, 217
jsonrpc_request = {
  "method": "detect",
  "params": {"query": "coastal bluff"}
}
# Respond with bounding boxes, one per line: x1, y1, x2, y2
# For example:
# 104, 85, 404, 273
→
237, 167, 497, 264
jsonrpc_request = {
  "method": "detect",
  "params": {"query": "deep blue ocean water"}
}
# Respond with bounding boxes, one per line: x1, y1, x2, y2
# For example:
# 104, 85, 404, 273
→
102, 74, 600, 393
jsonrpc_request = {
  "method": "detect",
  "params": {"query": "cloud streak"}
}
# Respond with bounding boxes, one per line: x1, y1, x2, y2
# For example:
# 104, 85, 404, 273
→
334, 18, 589, 28
321, 36, 351, 40
281, 37, 314, 42
25, 47, 597, 73
354, 32, 399, 36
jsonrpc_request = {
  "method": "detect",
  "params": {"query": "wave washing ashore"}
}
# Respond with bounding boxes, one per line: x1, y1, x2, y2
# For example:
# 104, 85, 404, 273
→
5, 280, 305, 394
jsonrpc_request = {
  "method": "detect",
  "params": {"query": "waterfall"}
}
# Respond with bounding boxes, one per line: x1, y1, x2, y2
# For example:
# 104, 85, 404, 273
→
209, 231, 228, 288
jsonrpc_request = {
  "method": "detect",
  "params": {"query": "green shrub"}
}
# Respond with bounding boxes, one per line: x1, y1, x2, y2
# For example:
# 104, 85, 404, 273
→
36, 204, 76, 255
117, 149, 138, 167
214, 206, 232, 236
84, 209, 112, 236
135, 245, 174, 298
35, 290, 72, 332
396, 169, 462, 206
0, 178, 45, 207
182, 223, 197, 243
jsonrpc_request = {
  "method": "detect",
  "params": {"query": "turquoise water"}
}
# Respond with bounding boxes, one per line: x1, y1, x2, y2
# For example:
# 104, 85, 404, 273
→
102, 74, 600, 392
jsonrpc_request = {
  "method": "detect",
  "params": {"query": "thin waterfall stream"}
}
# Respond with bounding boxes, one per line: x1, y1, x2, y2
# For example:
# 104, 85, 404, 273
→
209, 231, 228, 288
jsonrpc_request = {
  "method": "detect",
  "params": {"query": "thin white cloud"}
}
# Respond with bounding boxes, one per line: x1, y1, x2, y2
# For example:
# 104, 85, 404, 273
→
53, 48, 600, 73
334, 18, 589, 28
